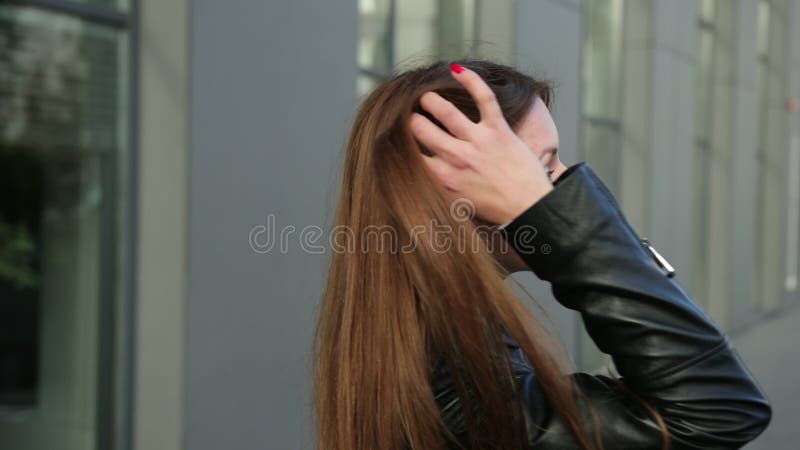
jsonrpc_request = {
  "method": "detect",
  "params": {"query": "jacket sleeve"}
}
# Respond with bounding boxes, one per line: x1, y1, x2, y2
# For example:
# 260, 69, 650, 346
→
500, 162, 771, 450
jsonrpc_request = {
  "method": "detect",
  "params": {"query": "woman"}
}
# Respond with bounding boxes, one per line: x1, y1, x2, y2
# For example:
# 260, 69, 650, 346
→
313, 59, 771, 450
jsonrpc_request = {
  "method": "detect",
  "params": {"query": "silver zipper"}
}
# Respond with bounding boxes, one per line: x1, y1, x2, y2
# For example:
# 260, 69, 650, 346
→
641, 237, 676, 278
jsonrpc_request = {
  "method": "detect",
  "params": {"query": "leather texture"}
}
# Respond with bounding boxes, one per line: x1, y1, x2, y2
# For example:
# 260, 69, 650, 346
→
431, 162, 772, 449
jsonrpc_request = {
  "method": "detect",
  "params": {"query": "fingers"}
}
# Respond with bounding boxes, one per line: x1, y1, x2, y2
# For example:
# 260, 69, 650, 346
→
408, 112, 473, 168
418, 91, 476, 139
449, 63, 505, 126
420, 153, 458, 192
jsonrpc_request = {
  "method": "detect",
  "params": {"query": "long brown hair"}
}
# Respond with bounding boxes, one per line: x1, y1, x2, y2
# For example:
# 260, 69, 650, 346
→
313, 59, 666, 450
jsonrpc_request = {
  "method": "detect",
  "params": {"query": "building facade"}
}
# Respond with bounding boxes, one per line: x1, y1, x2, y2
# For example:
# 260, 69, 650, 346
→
1, 0, 799, 449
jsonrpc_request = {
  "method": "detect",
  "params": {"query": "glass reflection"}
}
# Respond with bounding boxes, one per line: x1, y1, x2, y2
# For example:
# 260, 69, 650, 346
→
0, 5, 127, 449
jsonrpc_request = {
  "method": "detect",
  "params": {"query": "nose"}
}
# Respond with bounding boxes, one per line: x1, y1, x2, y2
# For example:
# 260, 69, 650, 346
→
551, 159, 569, 183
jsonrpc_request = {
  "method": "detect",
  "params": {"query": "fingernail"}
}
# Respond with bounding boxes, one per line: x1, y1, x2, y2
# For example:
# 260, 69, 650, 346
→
450, 63, 465, 74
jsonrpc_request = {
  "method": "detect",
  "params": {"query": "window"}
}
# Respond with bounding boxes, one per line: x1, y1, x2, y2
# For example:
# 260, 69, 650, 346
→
358, 0, 393, 96
689, 0, 737, 329
357, 0, 478, 98
0, 2, 132, 449
578, 0, 625, 372
581, 0, 625, 195
754, 0, 789, 310
690, 0, 716, 309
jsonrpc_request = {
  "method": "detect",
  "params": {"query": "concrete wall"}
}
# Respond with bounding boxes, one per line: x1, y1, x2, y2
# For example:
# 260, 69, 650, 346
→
134, 0, 189, 449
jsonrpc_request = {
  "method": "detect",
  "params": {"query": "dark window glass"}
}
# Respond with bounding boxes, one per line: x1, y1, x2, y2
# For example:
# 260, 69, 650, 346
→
0, 5, 128, 449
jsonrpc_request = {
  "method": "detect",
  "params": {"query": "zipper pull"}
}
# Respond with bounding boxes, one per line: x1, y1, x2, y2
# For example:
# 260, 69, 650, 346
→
641, 237, 676, 278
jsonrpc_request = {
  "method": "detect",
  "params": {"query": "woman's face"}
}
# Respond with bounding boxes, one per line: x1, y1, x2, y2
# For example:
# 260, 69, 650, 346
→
515, 95, 568, 181
491, 95, 567, 274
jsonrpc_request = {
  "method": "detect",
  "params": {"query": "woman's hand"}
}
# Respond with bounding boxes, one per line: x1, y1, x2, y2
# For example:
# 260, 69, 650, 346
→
408, 63, 554, 225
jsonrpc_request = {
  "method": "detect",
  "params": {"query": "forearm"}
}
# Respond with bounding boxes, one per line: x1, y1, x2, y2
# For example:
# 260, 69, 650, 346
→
502, 162, 771, 448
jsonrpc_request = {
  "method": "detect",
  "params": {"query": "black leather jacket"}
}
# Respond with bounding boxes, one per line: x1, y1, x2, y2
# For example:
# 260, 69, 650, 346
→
431, 162, 772, 449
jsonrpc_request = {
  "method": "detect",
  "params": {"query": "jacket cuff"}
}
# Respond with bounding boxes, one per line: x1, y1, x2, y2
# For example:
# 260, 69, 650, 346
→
501, 162, 624, 280
496, 164, 581, 230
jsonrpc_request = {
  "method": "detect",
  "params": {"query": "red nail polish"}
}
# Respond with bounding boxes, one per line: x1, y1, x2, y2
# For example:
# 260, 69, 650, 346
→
450, 63, 465, 74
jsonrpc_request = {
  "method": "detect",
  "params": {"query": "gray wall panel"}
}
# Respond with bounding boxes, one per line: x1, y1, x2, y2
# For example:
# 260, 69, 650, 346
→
187, 1, 358, 449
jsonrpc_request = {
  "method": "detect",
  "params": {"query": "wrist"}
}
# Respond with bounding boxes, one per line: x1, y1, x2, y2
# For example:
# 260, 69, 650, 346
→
498, 182, 554, 225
